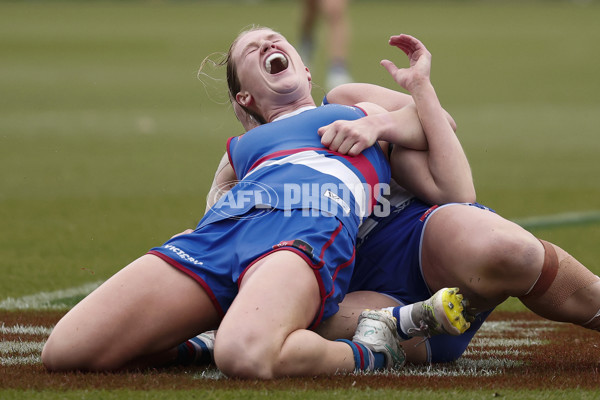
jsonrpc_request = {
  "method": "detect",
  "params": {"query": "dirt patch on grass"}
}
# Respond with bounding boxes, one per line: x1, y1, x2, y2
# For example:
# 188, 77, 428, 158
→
1, 310, 599, 390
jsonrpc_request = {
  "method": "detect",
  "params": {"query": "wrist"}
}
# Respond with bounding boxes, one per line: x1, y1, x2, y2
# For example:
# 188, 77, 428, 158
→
372, 112, 396, 142
406, 77, 433, 95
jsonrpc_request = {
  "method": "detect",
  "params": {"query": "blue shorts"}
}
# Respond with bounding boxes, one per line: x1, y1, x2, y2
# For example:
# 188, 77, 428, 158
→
149, 208, 355, 329
351, 199, 494, 363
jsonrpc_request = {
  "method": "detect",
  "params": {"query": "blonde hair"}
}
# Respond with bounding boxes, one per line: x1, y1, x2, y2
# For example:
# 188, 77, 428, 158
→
198, 25, 277, 126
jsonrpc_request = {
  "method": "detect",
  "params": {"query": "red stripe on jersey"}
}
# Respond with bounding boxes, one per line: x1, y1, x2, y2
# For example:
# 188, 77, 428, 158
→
247, 147, 325, 172
226, 136, 238, 179
247, 147, 383, 213
337, 152, 380, 214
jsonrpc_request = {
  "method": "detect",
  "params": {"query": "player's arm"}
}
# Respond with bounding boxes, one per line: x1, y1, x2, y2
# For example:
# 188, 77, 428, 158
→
321, 36, 474, 205
326, 82, 456, 132
382, 34, 474, 204
319, 101, 428, 157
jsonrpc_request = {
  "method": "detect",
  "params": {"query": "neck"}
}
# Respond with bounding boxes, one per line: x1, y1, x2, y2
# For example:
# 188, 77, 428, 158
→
264, 98, 316, 123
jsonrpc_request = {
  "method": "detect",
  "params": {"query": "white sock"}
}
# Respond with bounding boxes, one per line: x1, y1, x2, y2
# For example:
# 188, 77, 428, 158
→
383, 305, 418, 338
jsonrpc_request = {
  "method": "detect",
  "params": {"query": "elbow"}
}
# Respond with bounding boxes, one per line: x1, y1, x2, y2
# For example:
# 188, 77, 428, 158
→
432, 186, 476, 206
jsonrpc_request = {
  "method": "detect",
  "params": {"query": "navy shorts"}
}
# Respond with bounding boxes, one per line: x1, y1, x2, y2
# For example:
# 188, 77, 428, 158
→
351, 199, 494, 363
149, 208, 356, 328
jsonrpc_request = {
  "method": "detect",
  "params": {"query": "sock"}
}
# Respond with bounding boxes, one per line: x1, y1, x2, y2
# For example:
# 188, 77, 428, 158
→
383, 305, 417, 340
174, 337, 212, 366
175, 341, 195, 366
337, 339, 386, 371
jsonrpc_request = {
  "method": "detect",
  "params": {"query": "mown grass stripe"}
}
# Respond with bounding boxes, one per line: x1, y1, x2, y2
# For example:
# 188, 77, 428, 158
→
513, 210, 600, 230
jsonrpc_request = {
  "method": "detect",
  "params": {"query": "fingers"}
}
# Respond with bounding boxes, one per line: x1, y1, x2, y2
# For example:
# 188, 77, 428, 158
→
319, 123, 349, 153
380, 59, 398, 75
318, 122, 369, 156
388, 34, 425, 57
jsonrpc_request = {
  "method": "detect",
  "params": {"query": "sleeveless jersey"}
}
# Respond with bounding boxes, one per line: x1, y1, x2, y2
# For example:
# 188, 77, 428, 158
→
199, 104, 390, 233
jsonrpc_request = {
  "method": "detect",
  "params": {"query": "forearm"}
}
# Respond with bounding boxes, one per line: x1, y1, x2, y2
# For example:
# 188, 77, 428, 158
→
404, 81, 475, 203
327, 82, 456, 131
354, 102, 427, 151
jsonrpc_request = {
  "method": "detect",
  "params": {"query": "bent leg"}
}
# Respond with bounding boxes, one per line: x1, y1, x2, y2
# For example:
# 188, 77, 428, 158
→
214, 250, 355, 379
519, 241, 600, 325
421, 204, 543, 312
42, 254, 220, 371
316, 290, 429, 364
422, 204, 600, 328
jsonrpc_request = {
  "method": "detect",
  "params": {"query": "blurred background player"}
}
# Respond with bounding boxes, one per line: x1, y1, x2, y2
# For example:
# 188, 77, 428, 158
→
299, 0, 353, 90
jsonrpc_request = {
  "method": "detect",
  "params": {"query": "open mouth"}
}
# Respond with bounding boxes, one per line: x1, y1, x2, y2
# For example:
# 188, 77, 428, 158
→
265, 52, 289, 74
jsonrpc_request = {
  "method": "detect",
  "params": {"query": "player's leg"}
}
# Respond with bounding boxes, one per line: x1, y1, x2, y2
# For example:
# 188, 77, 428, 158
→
41, 254, 220, 371
298, 0, 318, 65
519, 241, 600, 327
322, 0, 349, 64
323, 0, 352, 89
316, 290, 430, 363
421, 204, 600, 327
214, 250, 402, 378
421, 204, 543, 310
215, 250, 354, 378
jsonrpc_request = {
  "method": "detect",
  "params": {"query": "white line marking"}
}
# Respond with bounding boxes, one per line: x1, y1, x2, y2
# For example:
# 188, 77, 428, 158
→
0, 324, 53, 336
0, 354, 40, 366
0, 281, 102, 310
0, 341, 45, 354
469, 337, 547, 347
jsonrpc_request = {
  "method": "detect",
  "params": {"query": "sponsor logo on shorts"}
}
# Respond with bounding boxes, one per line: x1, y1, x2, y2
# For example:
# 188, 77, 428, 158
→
164, 244, 203, 265
273, 239, 314, 257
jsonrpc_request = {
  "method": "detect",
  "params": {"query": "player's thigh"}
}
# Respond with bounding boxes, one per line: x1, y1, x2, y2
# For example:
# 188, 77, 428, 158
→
421, 204, 542, 308
44, 254, 219, 369
216, 250, 321, 360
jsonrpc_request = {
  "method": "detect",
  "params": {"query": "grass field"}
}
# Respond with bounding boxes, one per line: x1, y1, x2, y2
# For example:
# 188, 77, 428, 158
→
1, 0, 600, 398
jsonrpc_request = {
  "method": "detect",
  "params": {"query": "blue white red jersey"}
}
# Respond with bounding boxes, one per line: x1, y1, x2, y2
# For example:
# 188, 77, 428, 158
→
199, 104, 390, 233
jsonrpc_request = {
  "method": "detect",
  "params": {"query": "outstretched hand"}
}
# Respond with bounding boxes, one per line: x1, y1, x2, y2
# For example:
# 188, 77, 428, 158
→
380, 34, 432, 93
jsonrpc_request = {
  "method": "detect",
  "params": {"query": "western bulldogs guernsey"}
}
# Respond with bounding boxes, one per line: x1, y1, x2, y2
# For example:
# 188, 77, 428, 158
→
199, 104, 391, 234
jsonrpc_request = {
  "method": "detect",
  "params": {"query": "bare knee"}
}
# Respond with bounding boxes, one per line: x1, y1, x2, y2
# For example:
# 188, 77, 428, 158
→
42, 326, 124, 372
41, 333, 94, 372
423, 208, 544, 305
214, 330, 277, 379
482, 232, 544, 297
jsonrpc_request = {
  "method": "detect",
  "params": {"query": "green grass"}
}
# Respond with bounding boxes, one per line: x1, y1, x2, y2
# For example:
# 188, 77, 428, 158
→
1, 0, 600, 397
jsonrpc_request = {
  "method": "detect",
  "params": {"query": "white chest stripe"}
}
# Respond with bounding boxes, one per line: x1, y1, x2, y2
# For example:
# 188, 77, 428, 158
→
243, 150, 367, 218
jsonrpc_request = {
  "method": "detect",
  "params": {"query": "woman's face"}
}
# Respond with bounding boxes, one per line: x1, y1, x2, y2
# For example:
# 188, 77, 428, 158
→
231, 29, 311, 116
